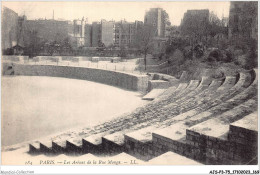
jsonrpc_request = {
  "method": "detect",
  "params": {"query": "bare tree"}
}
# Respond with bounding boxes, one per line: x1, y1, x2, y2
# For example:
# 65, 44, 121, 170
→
135, 24, 155, 70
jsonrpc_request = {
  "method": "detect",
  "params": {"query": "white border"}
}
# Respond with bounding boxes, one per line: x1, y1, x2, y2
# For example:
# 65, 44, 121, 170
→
0, 0, 259, 174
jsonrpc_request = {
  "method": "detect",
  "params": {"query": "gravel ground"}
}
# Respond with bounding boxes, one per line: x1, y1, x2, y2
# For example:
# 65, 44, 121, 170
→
2, 76, 148, 147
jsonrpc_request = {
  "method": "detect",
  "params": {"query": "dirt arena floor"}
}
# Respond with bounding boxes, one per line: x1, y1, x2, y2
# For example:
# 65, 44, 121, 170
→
2, 76, 147, 147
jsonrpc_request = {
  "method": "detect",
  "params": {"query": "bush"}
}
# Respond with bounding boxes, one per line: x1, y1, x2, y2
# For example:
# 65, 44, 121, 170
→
183, 46, 193, 60
222, 50, 233, 62
194, 44, 204, 58
168, 49, 185, 66
230, 37, 257, 69
206, 49, 233, 63
207, 49, 222, 61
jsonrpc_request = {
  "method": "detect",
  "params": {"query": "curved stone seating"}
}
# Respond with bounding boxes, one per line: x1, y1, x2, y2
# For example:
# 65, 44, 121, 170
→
68, 80, 208, 157
157, 82, 189, 103
142, 89, 167, 100
160, 76, 236, 115
170, 80, 200, 100
123, 71, 255, 160
173, 76, 212, 103
152, 86, 177, 102
150, 98, 257, 164
30, 75, 236, 156
26, 69, 257, 166
194, 70, 254, 113
30, 81, 191, 155
172, 75, 247, 113
163, 77, 229, 110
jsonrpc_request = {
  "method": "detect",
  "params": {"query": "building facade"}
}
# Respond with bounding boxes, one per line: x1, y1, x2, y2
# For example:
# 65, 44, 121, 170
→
101, 20, 115, 47
144, 8, 166, 38
23, 19, 72, 43
91, 22, 101, 47
114, 20, 132, 48
180, 9, 210, 43
2, 7, 18, 51
228, 1, 258, 40
73, 18, 87, 47
84, 24, 92, 47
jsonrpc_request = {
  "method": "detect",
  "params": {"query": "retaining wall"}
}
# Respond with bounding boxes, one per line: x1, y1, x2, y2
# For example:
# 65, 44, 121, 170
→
3, 63, 149, 92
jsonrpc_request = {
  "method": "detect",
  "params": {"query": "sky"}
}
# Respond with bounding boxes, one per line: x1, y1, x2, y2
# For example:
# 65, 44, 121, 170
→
2, 1, 230, 26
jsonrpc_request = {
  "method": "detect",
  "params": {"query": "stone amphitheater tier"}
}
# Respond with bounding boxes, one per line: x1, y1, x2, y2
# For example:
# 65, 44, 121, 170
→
27, 68, 257, 165
2, 59, 257, 165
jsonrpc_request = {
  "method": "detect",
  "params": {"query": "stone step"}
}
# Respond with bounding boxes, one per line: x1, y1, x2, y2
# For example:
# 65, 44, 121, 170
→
182, 71, 253, 112
167, 82, 189, 98
52, 141, 66, 154
148, 151, 202, 165
170, 80, 200, 100
164, 79, 215, 109
228, 112, 258, 145
187, 98, 257, 164
88, 81, 204, 143
29, 142, 41, 155
102, 132, 125, 155
199, 76, 213, 86
34, 73, 248, 157
142, 89, 167, 100
174, 79, 211, 104
147, 80, 170, 91
82, 133, 104, 154
217, 76, 237, 91
124, 110, 199, 158
117, 73, 253, 159
65, 138, 83, 155
188, 98, 257, 141
195, 73, 256, 113
208, 79, 224, 89
39, 141, 53, 154
150, 97, 258, 164
236, 70, 254, 88
153, 86, 177, 102
153, 83, 189, 107
186, 84, 257, 131
166, 77, 231, 109
187, 82, 257, 126
26, 70, 257, 161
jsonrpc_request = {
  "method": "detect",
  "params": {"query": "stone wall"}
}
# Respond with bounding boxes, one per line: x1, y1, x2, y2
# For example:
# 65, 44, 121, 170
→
3, 63, 149, 92
2, 55, 29, 62
186, 124, 258, 165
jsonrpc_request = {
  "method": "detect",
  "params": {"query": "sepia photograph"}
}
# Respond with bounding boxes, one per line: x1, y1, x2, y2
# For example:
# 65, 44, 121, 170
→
0, 0, 258, 174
